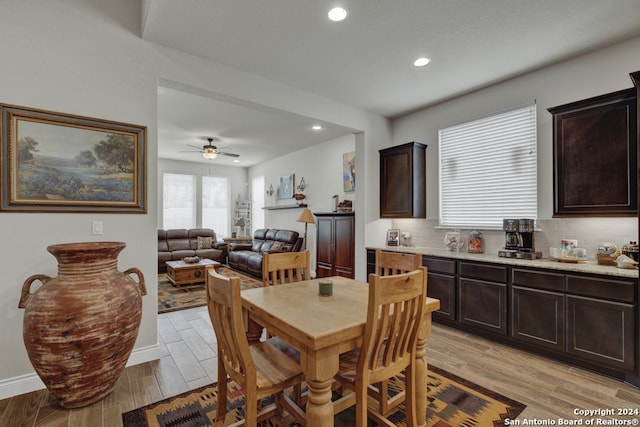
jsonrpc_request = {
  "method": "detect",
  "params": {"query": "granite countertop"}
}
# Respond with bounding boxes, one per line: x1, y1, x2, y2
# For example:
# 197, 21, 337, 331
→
367, 245, 639, 279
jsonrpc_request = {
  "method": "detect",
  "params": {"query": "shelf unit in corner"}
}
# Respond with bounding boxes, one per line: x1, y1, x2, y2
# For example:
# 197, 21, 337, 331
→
262, 204, 305, 210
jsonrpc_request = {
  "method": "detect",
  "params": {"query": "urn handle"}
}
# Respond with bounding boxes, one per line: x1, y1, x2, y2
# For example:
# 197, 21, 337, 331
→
124, 267, 147, 296
19, 274, 53, 309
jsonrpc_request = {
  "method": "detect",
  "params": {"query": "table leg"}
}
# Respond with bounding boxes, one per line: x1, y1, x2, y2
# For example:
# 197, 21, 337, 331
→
301, 347, 338, 427
245, 315, 263, 345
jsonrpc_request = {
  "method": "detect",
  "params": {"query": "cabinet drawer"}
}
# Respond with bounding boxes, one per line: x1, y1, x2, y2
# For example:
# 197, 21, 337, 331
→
459, 262, 507, 283
567, 275, 635, 303
423, 256, 456, 275
512, 268, 565, 292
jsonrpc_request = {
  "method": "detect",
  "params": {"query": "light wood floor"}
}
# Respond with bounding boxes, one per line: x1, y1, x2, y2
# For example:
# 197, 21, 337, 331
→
2, 305, 640, 426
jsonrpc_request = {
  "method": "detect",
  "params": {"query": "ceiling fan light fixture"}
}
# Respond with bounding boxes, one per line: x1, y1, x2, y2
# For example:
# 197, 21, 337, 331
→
202, 147, 218, 159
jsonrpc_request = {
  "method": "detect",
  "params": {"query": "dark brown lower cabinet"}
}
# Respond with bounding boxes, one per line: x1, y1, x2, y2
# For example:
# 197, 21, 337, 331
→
511, 286, 565, 351
423, 256, 456, 321
365, 248, 638, 383
459, 278, 507, 335
567, 295, 635, 371
458, 261, 508, 335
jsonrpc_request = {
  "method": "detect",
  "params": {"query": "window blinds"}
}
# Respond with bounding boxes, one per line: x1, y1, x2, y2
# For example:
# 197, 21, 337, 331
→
439, 102, 537, 228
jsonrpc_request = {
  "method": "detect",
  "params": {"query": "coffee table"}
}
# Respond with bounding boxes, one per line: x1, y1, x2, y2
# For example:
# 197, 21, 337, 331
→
165, 259, 220, 286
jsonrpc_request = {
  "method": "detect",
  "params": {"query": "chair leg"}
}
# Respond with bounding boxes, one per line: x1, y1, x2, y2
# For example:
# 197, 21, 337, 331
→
355, 381, 368, 427
215, 359, 227, 426
379, 380, 389, 414
244, 391, 258, 427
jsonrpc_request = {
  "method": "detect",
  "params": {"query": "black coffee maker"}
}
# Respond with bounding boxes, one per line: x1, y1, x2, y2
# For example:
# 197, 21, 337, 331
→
498, 219, 521, 257
498, 218, 542, 259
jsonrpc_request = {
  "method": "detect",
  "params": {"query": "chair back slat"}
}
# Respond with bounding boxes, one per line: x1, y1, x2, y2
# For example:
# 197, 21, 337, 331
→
375, 249, 422, 276
206, 269, 256, 384
359, 267, 427, 382
263, 250, 310, 286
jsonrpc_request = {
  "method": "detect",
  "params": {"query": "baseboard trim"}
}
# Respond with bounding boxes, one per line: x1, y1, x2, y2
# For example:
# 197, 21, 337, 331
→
0, 344, 161, 400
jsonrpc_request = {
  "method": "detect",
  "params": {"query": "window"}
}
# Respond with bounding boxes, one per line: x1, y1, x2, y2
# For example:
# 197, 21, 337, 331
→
202, 176, 230, 236
162, 173, 195, 229
252, 175, 265, 232
439, 102, 537, 228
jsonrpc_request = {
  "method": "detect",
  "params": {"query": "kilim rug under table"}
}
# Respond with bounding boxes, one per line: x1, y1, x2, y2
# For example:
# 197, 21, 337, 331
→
122, 364, 526, 426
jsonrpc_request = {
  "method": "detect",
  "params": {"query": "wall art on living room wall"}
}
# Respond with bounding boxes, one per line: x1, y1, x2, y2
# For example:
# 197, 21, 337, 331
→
343, 151, 355, 192
0, 103, 146, 213
276, 173, 294, 200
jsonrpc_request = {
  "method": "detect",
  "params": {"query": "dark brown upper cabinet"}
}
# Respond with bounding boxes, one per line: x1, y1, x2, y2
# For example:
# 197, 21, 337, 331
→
548, 88, 637, 217
380, 141, 427, 218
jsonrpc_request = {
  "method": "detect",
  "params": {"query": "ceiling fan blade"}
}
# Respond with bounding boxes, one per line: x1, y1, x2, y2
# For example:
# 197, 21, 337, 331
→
187, 144, 204, 150
179, 150, 203, 153
219, 152, 240, 157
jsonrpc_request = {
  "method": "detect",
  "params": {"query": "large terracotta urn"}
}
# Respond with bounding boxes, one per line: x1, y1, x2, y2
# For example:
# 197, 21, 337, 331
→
18, 241, 146, 408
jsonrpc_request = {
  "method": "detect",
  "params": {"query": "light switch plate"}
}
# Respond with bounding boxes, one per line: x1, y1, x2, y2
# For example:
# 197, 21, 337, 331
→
92, 221, 103, 235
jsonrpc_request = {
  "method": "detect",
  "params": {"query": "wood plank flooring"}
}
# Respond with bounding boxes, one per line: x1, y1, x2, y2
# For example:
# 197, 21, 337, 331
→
2, 305, 640, 426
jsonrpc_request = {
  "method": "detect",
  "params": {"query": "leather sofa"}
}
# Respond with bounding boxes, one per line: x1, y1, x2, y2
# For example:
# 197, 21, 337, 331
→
158, 228, 228, 273
228, 229, 303, 278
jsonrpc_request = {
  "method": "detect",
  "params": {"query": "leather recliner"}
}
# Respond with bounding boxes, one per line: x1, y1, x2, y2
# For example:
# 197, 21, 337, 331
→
228, 229, 303, 278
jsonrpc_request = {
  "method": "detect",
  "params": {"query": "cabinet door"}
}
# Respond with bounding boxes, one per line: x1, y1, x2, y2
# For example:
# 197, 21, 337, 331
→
380, 142, 426, 218
548, 88, 637, 216
315, 216, 334, 278
428, 272, 456, 321
511, 286, 565, 351
333, 216, 354, 278
567, 295, 635, 370
459, 278, 507, 335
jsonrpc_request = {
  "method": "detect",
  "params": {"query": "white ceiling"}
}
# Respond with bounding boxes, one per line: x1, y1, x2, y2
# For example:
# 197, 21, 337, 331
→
143, 0, 640, 166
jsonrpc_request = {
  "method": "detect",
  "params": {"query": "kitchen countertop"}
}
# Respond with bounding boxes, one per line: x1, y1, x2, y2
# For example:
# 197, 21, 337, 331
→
367, 245, 639, 279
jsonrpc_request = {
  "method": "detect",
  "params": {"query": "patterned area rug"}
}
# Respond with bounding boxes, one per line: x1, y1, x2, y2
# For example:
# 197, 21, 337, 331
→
122, 365, 526, 426
157, 267, 263, 314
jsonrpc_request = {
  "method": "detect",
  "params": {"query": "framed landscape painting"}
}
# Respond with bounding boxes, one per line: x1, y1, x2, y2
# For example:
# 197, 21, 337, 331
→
0, 104, 146, 213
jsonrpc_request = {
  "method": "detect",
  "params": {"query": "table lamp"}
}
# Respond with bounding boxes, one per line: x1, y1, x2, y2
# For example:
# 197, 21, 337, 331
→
297, 208, 315, 250
234, 217, 246, 236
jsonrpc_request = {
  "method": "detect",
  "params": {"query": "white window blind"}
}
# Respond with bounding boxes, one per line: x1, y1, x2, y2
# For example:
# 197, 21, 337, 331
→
202, 176, 230, 236
162, 173, 195, 229
439, 102, 537, 228
252, 175, 265, 232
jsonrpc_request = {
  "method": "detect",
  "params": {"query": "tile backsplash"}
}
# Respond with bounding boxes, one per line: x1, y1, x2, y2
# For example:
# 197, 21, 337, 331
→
391, 218, 637, 261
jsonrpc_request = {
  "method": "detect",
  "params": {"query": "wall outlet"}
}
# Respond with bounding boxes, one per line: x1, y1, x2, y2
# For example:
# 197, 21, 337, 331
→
92, 221, 103, 235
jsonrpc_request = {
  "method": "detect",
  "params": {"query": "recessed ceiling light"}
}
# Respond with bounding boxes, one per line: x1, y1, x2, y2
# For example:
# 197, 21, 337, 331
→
233, 159, 240, 163
328, 7, 347, 21
312, 125, 323, 131
413, 57, 431, 67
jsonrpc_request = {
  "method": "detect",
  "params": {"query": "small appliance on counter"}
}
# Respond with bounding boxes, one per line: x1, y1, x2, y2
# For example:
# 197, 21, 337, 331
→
498, 218, 542, 259
622, 241, 639, 262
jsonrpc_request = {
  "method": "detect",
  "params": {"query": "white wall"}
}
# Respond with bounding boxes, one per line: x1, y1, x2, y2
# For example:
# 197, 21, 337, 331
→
249, 134, 356, 274
0, 0, 390, 399
157, 158, 248, 235
390, 36, 640, 257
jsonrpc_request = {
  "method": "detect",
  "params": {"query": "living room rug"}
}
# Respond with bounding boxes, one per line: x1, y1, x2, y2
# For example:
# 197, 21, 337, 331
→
157, 267, 263, 314
122, 365, 526, 426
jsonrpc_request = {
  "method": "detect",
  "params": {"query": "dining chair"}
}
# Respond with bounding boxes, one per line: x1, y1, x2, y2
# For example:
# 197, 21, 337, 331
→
376, 248, 423, 277
372, 248, 423, 415
332, 267, 427, 427
262, 250, 311, 287
206, 269, 306, 427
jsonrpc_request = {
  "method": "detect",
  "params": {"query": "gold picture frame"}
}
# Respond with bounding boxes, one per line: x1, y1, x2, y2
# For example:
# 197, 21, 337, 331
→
0, 103, 146, 213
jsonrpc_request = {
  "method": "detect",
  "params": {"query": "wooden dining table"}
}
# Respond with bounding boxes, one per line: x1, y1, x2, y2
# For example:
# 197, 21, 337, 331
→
241, 276, 440, 427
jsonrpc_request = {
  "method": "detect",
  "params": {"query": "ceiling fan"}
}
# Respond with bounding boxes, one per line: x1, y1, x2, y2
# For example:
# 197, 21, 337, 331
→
182, 137, 239, 159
